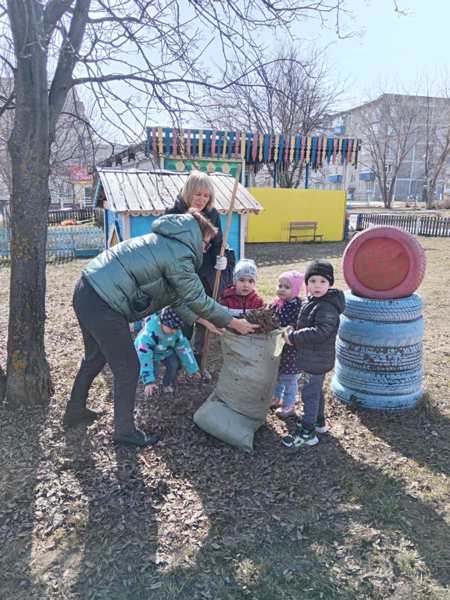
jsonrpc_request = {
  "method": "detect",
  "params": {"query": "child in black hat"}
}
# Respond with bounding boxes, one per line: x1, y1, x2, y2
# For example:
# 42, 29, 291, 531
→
135, 307, 200, 396
281, 261, 346, 449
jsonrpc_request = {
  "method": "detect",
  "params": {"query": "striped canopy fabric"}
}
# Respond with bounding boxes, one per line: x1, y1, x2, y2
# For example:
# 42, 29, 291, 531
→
146, 127, 360, 170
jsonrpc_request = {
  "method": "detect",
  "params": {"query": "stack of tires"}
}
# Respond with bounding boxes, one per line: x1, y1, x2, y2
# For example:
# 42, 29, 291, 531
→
332, 226, 426, 410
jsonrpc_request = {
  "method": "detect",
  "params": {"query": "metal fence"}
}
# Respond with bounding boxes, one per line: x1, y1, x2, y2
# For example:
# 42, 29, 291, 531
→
48, 207, 94, 225
0, 225, 104, 263
355, 213, 450, 237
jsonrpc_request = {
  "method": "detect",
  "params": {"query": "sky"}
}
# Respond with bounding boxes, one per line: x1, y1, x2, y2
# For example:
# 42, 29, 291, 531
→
78, 0, 450, 143
293, 0, 450, 107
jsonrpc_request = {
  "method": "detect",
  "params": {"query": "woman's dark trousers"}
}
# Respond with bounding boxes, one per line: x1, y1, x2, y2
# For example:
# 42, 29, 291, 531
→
66, 278, 140, 436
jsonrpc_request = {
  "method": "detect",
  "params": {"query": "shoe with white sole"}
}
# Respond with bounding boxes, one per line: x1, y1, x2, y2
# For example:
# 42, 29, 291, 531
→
315, 416, 330, 433
282, 425, 319, 449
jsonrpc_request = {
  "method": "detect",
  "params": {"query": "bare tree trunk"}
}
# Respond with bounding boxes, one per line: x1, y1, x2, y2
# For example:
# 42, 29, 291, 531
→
0, 364, 5, 401
378, 175, 391, 209
423, 186, 433, 209
427, 179, 440, 208
382, 187, 393, 209
6, 1, 52, 405
423, 151, 432, 208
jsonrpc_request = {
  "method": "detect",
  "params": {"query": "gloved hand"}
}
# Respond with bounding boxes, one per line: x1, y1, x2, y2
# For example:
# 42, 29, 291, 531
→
215, 255, 227, 271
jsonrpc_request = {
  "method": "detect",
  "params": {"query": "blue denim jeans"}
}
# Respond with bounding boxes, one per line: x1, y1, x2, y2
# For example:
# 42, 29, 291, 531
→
155, 353, 180, 387
301, 372, 326, 430
273, 373, 300, 410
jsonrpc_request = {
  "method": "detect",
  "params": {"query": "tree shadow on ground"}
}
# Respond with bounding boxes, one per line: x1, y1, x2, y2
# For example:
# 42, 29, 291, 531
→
17, 343, 448, 599
63, 428, 161, 600
0, 405, 48, 599
16, 378, 449, 599
143, 394, 360, 599
320, 435, 450, 588
246, 242, 347, 268
356, 399, 450, 478
132, 382, 450, 598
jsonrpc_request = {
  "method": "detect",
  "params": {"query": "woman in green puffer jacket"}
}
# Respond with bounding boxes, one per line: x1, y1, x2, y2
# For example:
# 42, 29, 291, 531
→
63, 211, 258, 447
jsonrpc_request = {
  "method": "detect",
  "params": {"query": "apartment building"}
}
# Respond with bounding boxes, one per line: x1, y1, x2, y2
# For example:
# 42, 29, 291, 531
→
324, 93, 450, 203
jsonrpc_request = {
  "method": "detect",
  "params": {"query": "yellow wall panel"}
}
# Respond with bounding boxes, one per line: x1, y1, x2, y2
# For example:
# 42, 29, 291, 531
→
247, 188, 346, 243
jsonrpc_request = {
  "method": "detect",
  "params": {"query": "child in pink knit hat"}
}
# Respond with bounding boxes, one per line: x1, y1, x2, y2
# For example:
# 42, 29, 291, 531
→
270, 271, 305, 417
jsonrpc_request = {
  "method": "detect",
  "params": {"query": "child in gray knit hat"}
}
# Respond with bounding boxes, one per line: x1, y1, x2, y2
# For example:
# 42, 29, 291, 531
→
219, 258, 264, 317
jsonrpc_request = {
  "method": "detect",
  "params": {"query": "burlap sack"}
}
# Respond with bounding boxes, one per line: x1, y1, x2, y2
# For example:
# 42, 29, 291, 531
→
215, 329, 284, 419
193, 394, 259, 452
193, 329, 284, 451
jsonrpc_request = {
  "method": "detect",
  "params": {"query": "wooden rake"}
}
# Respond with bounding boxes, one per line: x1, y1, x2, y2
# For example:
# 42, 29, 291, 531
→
200, 164, 242, 375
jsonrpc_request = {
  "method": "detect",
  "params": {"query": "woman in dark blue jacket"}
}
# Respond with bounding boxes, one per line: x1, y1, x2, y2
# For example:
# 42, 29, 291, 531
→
165, 171, 231, 363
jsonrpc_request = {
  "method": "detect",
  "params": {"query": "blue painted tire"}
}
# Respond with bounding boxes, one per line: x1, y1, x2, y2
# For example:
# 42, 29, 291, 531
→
336, 338, 422, 373
331, 376, 422, 410
334, 296, 424, 410
344, 292, 423, 323
339, 315, 424, 348
335, 361, 422, 395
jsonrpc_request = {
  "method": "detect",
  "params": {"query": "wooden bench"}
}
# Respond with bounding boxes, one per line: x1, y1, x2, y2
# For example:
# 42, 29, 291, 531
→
288, 221, 323, 243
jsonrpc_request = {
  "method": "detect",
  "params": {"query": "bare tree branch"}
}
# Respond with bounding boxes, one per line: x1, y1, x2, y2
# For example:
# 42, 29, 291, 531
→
43, 0, 74, 39
347, 92, 421, 208
48, 0, 91, 142
0, 90, 14, 118
204, 45, 344, 187
421, 84, 450, 207
393, 1, 411, 17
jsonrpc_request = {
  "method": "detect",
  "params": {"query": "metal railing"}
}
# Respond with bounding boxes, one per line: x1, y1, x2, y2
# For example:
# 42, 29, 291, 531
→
48, 207, 94, 225
355, 213, 450, 237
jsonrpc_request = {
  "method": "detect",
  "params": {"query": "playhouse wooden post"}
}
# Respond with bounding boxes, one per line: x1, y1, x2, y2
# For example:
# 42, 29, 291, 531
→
200, 165, 242, 373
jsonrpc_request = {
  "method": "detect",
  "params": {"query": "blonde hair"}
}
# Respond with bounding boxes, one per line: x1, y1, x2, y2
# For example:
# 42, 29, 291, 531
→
181, 170, 215, 209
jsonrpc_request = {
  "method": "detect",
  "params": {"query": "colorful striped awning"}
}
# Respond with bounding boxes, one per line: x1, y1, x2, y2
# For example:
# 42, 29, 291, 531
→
146, 127, 360, 170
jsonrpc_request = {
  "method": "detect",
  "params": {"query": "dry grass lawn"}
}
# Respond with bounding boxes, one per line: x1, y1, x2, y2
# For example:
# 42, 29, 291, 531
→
0, 236, 449, 600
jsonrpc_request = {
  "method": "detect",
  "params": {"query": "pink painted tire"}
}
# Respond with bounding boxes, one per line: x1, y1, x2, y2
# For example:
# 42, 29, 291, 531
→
342, 226, 426, 299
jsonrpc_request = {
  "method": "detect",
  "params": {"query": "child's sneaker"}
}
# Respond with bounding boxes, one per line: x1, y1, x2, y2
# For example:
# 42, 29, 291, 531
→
315, 417, 330, 434
282, 425, 319, 449
275, 405, 296, 418
162, 385, 175, 394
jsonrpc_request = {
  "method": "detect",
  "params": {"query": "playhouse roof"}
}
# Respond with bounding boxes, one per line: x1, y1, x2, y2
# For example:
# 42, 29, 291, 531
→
96, 168, 262, 215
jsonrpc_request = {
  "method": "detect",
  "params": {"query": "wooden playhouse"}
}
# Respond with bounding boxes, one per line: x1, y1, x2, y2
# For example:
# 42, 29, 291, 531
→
94, 169, 262, 259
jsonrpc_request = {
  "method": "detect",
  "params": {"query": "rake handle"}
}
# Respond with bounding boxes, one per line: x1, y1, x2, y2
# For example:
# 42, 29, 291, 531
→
200, 165, 242, 373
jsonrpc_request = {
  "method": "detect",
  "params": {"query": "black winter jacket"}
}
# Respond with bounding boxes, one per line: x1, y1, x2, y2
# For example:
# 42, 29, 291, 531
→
165, 196, 222, 296
289, 289, 346, 375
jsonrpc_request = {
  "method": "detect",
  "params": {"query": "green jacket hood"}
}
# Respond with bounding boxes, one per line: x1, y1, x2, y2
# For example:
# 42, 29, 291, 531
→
152, 214, 203, 268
